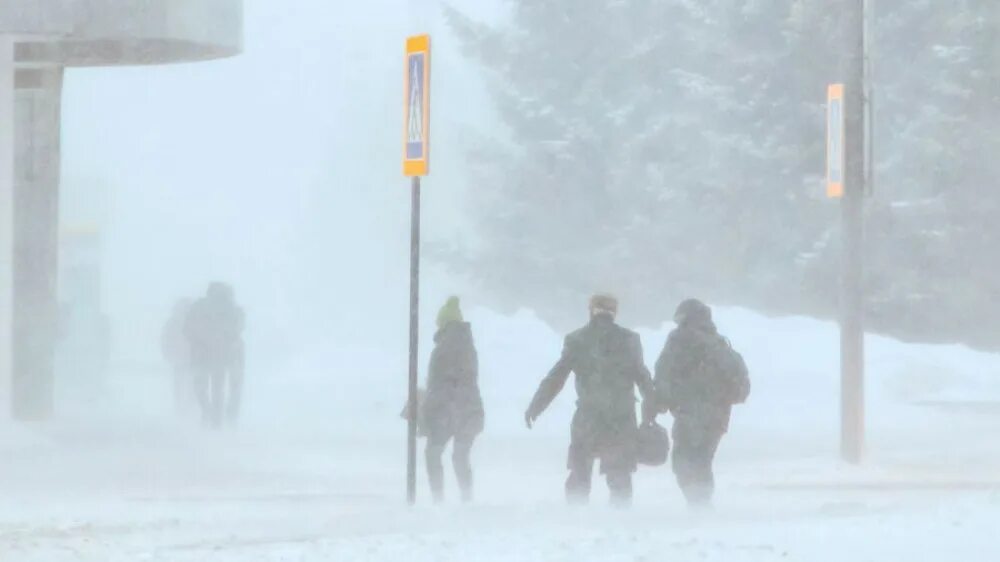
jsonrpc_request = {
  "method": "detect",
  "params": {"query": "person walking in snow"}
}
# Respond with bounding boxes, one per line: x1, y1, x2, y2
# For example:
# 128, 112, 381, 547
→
422, 296, 484, 503
650, 299, 750, 507
184, 282, 245, 428
525, 294, 656, 507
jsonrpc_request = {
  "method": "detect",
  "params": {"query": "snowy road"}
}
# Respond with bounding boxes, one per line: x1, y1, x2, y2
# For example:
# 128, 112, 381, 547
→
2, 419, 999, 562
3, 307, 1000, 561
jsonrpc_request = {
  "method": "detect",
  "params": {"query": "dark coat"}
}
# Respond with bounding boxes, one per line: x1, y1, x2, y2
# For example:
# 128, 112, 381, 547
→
422, 322, 484, 439
654, 318, 749, 433
184, 296, 244, 371
528, 315, 655, 470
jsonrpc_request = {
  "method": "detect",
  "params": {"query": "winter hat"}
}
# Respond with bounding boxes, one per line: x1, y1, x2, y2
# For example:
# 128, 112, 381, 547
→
589, 293, 619, 317
674, 298, 712, 326
207, 282, 233, 302
436, 296, 464, 329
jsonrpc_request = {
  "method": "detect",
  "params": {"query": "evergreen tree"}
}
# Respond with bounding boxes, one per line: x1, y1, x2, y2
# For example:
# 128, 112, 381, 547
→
445, 0, 1000, 348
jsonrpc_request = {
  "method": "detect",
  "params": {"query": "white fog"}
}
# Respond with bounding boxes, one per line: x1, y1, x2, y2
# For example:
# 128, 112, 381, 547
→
2, 1, 1000, 560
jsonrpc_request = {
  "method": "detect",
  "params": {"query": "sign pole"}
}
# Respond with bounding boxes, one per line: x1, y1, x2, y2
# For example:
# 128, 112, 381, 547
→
403, 34, 430, 504
840, 0, 866, 464
407, 176, 421, 505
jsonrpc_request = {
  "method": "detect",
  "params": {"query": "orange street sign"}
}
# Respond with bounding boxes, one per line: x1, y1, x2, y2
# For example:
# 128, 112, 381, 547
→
403, 35, 431, 177
827, 84, 845, 198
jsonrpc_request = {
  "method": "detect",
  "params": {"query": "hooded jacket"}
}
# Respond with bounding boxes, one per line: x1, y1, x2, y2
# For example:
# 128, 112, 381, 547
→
654, 311, 749, 432
422, 322, 484, 438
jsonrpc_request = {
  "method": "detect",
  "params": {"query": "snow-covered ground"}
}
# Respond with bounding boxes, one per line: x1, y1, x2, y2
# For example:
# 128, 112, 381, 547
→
2, 307, 1000, 561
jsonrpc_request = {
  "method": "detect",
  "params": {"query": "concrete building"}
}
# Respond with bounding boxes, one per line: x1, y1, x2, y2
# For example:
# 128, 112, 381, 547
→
1, 1, 243, 420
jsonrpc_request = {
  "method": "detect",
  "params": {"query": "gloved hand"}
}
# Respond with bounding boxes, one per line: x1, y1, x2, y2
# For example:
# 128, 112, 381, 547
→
641, 400, 658, 426
524, 408, 538, 429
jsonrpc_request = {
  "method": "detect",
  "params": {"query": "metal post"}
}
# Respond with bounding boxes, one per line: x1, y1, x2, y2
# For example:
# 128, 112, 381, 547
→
407, 176, 421, 504
0, 37, 13, 419
864, 0, 876, 195
841, 0, 866, 464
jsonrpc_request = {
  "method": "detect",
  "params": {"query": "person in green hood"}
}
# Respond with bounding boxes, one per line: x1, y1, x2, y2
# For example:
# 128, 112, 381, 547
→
422, 296, 484, 503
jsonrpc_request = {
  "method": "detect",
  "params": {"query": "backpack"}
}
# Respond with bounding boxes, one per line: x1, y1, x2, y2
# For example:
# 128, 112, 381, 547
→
713, 338, 750, 405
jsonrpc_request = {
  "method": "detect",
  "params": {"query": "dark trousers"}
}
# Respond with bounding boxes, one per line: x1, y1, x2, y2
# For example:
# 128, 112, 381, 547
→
194, 342, 244, 428
195, 365, 242, 428
426, 429, 477, 503
671, 420, 723, 506
566, 450, 633, 507
566, 409, 636, 507
195, 367, 224, 428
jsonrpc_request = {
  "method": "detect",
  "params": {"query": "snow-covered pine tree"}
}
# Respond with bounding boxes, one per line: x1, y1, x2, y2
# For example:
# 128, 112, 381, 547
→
445, 0, 1000, 349
444, 0, 842, 328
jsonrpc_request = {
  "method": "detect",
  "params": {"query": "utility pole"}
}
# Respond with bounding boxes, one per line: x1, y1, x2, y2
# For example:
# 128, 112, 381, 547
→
840, 0, 867, 464
864, 0, 875, 195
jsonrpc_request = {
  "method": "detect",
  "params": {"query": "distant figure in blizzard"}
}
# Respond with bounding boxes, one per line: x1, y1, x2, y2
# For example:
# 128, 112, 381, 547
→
422, 296, 484, 503
525, 294, 655, 507
650, 299, 749, 507
184, 283, 245, 428
162, 298, 195, 414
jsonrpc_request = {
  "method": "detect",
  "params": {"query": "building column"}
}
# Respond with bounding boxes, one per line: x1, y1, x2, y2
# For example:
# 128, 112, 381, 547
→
11, 66, 62, 421
0, 38, 13, 419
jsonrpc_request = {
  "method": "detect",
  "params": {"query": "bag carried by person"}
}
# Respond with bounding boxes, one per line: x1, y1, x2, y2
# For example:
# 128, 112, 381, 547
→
399, 387, 427, 437
636, 420, 670, 466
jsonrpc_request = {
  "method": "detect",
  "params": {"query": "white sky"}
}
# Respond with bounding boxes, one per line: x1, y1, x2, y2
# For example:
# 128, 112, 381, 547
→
59, 0, 503, 366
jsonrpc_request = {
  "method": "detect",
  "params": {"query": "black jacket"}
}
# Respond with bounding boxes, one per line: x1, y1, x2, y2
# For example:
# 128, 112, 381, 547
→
422, 322, 484, 438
